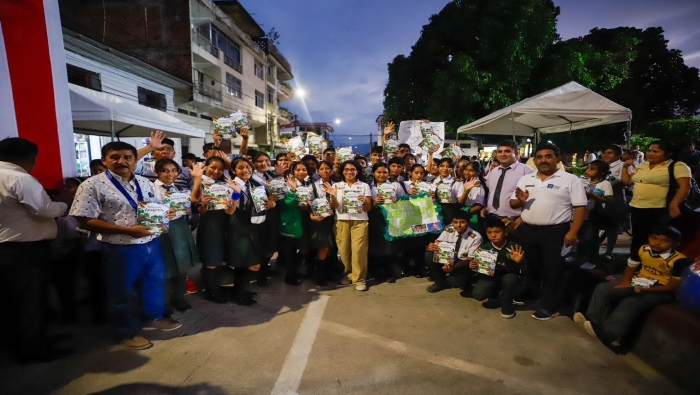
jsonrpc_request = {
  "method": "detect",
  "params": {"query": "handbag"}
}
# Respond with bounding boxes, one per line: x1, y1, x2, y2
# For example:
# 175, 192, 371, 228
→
667, 161, 700, 214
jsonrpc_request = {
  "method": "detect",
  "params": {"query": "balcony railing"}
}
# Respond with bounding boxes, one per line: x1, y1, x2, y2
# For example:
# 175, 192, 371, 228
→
278, 82, 293, 98
224, 54, 243, 73
279, 109, 293, 120
194, 81, 222, 101
192, 30, 219, 58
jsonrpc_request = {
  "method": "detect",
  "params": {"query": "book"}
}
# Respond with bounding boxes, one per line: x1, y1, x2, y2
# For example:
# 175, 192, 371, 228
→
418, 133, 443, 153
376, 183, 396, 203
311, 197, 333, 218
433, 241, 455, 265
164, 190, 191, 217
267, 178, 286, 198
436, 183, 453, 203
342, 190, 363, 214
251, 186, 268, 213
631, 276, 657, 288
136, 201, 170, 234
416, 181, 436, 194
336, 147, 354, 163
474, 249, 498, 276
203, 183, 232, 210
308, 135, 324, 156
296, 186, 313, 206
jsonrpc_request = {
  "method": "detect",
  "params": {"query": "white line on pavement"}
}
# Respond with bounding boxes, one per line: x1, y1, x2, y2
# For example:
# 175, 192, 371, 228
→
271, 294, 330, 395
322, 320, 589, 395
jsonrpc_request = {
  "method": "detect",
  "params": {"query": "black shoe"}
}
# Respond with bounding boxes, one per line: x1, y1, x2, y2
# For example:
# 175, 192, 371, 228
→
427, 283, 447, 293
284, 277, 301, 286
481, 299, 501, 309
246, 291, 257, 299
17, 347, 74, 364
173, 300, 192, 312
459, 289, 472, 298
501, 305, 516, 319
233, 297, 257, 306
531, 309, 560, 321
386, 276, 396, 284
205, 289, 228, 304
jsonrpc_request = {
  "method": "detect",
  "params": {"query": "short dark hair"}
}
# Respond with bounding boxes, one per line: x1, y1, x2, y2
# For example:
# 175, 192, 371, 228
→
649, 140, 676, 160
484, 219, 507, 231
101, 141, 137, 159
534, 142, 560, 157
161, 138, 175, 148
388, 156, 404, 167
603, 144, 622, 157
453, 209, 471, 221
354, 155, 367, 162
339, 160, 362, 182
202, 142, 215, 153
275, 152, 288, 161
323, 147, 335, 155
398, 143, 411, 151
437, 157, 454, 167
649, 225, 682, 244
154, 158, 181, 174
371, 146, 383, 154
253, 152, 270, 162
247, 149, 260, 159
589, 160, 610, 177
89, 159, 104, 168
302, 154, 318, 163
0, 137, 38, 162
497, 140, 518, 151
372, 162, 389, 174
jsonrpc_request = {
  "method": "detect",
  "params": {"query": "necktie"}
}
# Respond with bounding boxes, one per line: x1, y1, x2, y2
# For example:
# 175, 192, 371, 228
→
454, 234, 463, 263
163, 185, 173, 192
492, 167, 509, 210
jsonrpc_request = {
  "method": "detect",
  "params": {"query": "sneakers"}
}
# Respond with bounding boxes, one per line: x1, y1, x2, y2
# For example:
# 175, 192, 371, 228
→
501, 305, 516, 319
511, 299, 525, 306
354, 283, 368, 292
339, 278, 351, 285
601, 254, 613, 261
564, 256, 579, 264
573, 312, 598, 337
579, 262, 596, 270
583, 321, 597, 337
573, 312, 586, 327
481, 299, 501, 309
427, 283, 447, 293
143, 318, 183, 331
186, 278, 198, 294
531, 309, 559, 321
121, 336, 153, 350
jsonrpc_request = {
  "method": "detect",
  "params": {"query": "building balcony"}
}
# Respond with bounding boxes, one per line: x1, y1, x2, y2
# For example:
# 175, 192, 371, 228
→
194, 81, 222, 102
192, 30, 219, 58
278, 109, 293, 123
278, 81, 293, 98
223, 54, 243, 74
254, 38, 294, 81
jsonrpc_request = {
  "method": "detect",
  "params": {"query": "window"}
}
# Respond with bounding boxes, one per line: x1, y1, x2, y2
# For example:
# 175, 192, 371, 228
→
255, 90, 264, 108
226, 73, 242, 98
267, 87, 274, 104
177, 108, 189, 114
200, 115, 213, 121
200, 23, 242, 71
254, 62, 264, 80
267, 65, 274, 77
137, 87, 166, 111
67, 64, 101, 91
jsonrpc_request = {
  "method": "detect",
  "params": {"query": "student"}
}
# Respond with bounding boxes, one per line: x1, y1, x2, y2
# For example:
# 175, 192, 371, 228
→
569, 160, 614, 270
252, 152, 283, 286
459, 161, 488, 235
227, 158, 276, 305
190, 157, 237, 303
326, 160, 372, 291
468, 220, 525, 319
368, 163, 406, 283
574, 226, 691, 346
309, 161, 336, 286
398, 143, 412, 158
403, 154, 418, 180
279, 162, 313, 285
369, 146, 383, 169
323, 148, 342, 182
433, 158, 466, 225
403, 164, 432, 278
387, 156, 405, 182
599, 144, 627, 259
89, 159, 106, 176
426, 210, 483, 293
153, 159, 198, 313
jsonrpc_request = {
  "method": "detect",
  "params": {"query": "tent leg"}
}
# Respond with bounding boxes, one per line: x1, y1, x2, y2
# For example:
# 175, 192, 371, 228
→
110, 120, 115, 142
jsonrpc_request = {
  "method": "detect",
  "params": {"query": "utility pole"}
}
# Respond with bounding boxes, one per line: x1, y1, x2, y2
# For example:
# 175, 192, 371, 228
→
369, 133, 373, 151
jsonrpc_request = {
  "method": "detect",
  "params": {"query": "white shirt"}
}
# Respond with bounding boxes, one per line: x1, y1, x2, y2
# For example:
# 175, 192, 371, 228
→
584, 179, 613, 214
334, 181, 371, 221
465, 185, 486, 207
154, 180, 189, 220
0, 162, 67, 242
608, 160, 623, 183
486, 161, 535, 218
136, 160, 192, 190
70, 170, 158, 245
512, 169, 588, 226
432, 176, 465, 203
436, 226, 483, 261
587, 153, 597, 163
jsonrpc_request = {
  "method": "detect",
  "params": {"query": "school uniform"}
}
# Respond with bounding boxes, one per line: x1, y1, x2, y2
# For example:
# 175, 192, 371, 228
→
154, 180, 198, 311
278, 178, 313, 283
586, 246, 690, 342
310, 179, 335, 250
334, 181, 372, 285
577, 179, 613, 263
512, 169, 587, 315
196, 176, 229, 267
70, 170, 164, 340
429, 226, 482, 289
368, 182, 407, 281
136, 160, 193, 190
402, 180, 435, 277
471, 240, 525, 307
433, 175, 465, 225
253, 170, 280, 284
486, 161, 535, 220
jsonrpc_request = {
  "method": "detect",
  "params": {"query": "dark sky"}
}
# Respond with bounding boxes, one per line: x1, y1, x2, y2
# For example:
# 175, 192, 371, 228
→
240, 0, 700, 145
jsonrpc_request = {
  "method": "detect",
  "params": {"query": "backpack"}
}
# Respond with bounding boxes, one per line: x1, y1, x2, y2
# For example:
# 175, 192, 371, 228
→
668, 161, 700, 214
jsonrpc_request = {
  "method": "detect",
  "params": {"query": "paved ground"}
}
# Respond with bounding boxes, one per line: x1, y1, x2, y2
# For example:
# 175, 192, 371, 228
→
2, 233, 687, 395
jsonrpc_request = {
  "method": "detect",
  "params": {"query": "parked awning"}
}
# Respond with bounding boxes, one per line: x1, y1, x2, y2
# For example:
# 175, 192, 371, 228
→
69, 83, 205, 138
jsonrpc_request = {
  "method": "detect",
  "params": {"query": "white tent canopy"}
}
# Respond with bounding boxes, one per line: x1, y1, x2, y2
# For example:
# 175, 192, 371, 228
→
69, 83, 206, 139
457, 81, 631, 136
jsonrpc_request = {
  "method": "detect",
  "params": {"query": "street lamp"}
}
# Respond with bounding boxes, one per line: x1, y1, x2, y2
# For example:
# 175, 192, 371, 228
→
348, 137, 352, 140
335, 119, 341, 125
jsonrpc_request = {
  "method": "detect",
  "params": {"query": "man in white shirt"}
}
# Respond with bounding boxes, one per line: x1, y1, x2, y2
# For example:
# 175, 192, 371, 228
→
0, 138, 71, 364
483, 140, 535, 223
510, 143, 587, 321
71, 141, 182, 350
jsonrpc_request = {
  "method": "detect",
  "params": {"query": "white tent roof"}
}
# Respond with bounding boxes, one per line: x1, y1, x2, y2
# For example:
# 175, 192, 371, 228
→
69, 84, 205, 138
457, 81, 631, 136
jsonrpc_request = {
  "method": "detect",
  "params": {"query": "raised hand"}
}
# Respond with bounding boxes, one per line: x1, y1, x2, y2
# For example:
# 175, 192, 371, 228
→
286, 174, 298, 191
463, 177, 481, 191
384, 121, 395, 137
239, 127, 249, 139
149, 130, 166, 149
275, 161, 288, 176
324, 182, 337, 196
225, 176, 241, 193
191, 163, 204, 178
515, 187, 529, 203
509, 245, 525, 263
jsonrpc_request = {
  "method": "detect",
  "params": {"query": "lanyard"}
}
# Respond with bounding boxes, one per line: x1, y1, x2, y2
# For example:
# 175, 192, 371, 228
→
106, 171, 143, 208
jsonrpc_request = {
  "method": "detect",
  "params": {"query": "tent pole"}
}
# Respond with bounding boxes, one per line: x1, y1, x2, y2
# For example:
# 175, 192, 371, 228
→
510, 111, 516, 141
110, 119, 115, 142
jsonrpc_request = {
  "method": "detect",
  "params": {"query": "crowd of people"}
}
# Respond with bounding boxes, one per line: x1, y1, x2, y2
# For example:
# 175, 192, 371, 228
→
0, 125, 694, 363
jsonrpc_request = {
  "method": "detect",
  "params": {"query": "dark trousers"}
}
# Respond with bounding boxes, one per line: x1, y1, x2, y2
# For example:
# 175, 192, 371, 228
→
472, 272, 524, 305
84, 250, 107, 323
586, 281, 673, 341
630, 207, 668, 262
519, 223, 570, 312
102, 240, 165, 340
0, 241, 52, 357
164, 274, 187, 314
428, 252, 473, 288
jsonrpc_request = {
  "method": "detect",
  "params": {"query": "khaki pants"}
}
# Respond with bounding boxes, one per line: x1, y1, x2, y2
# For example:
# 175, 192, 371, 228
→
335, 220, 369, 284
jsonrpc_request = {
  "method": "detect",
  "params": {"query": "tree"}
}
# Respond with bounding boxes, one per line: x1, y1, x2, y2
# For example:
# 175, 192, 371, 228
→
267, 28, 281, 45
643, 119, 700, 147
383, 0, 560, 132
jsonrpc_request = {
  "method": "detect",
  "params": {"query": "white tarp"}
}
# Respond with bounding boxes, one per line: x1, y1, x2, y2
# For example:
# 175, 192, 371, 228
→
69, 84, 205, 138
456, 81, 631, 136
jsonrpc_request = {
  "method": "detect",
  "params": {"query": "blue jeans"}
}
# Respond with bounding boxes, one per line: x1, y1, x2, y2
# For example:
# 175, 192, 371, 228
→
102, 239, 165, 340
